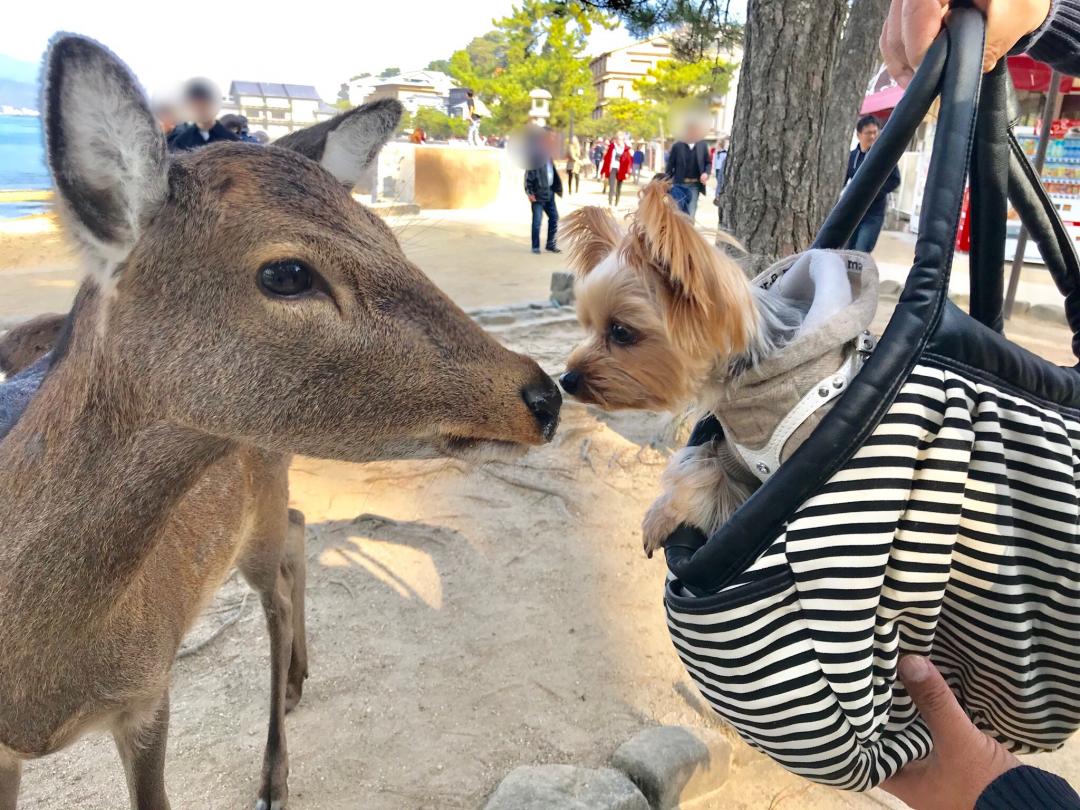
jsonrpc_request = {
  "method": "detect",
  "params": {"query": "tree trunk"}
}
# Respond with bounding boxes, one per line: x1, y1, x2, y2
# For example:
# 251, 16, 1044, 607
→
719, 0, 848, 267
814, 0, 892, 226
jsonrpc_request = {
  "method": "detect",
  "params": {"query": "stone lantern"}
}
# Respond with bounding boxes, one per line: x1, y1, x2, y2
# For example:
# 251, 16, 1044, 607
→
528, 88, 552, 127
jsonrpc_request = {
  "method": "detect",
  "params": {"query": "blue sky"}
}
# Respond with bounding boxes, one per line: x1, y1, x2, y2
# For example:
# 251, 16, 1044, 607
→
1, 1, 639, 100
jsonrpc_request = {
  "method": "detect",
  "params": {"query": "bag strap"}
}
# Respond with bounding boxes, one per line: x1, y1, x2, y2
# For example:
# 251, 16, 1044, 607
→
667, 10, 986, 592
967, 60, 1010, 333
1007, 133, 1080, 361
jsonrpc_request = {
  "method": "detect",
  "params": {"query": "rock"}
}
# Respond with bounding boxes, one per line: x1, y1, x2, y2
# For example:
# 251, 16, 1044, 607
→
551, 271, 576, 306
879, 279, 903, 298
1030, 303, 1068, 325
485, 765, 649, 810
611, 726, 733, 809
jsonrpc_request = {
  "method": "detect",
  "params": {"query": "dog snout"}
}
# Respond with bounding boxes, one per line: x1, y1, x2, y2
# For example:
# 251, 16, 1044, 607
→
559, 370, 582, 396
521, 376, 562, 442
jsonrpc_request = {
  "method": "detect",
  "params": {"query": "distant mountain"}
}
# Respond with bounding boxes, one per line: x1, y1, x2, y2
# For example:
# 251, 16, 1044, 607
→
0, 55, 39, 111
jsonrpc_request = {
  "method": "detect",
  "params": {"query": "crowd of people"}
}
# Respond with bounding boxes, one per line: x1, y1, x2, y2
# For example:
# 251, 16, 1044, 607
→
150, 78, 268, 152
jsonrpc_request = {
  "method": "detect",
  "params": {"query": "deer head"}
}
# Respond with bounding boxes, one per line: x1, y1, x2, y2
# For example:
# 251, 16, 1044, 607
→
39, 34, 560, 462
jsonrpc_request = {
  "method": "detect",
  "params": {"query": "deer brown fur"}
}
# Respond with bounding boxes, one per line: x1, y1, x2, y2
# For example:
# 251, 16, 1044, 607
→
0, 34, 560, 810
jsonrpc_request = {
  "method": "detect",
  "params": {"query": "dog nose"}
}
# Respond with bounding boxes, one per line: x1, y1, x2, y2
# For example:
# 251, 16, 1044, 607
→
559, 370, 582, 395
522, 376, 562, 442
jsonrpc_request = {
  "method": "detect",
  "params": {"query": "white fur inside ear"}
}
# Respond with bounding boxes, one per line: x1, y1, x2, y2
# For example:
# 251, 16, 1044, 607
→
321, 126, 372, 187
44, 35, 167, 282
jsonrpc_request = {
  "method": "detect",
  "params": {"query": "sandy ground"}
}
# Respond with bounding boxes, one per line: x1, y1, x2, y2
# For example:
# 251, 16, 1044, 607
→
3, 179, 1079, 808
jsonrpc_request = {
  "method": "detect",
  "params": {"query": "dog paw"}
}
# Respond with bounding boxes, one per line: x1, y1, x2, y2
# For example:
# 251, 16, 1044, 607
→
642, 500, 680, 559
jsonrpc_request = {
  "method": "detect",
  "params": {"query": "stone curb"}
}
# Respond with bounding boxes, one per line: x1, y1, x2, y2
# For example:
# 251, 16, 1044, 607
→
878, 279, 1062, 323
485, 726, 733, 810
612, 726, 733, 810
484, 764, 649, 810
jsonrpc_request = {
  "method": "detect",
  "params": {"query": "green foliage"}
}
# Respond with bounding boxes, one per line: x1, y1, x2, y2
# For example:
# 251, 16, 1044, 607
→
350, 72, 372, 81
425, 59, 452, 73
634, 57, 732, 106
378, 67, 401, 79
334, 99, 352, 111
336, 83, 350, 103
410, 107, 470, 140
569, 0, 744, 61
446, 0, 612, 132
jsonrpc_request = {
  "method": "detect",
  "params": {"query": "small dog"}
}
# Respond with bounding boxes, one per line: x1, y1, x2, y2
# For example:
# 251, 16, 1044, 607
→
559, 181, 871, 557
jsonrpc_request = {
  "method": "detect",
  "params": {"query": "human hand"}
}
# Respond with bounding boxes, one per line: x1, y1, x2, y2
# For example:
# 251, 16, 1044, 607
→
880, 0, 1051, 86
528, 194, 537, 202
700, 172, 710, 185
881, 655, 1020, 809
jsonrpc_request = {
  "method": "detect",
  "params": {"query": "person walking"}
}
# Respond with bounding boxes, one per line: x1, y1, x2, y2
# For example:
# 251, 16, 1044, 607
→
712, 137, 728, 202
468, 114, 482, 146
565, 135, 585, 195
168, 78, 240, 151
524, 128, 563, 254
664, 119, 711, 218
632, 143, 645, 182
844, 115, 900, 253
591, 140, 604, 180
602, 132, 633, 207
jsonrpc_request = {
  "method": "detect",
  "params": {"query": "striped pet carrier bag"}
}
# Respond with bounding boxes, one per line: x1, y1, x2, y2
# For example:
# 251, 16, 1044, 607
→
661, 8, 1080, 791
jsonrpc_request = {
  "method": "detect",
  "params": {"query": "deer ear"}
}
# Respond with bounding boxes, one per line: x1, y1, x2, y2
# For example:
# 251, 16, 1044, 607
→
42, 34, 168, 269
560, 206, 622, 277
275, 98, 403, 187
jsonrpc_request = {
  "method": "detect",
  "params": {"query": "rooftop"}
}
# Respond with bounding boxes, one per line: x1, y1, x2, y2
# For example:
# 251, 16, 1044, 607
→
229, 81, 322, 100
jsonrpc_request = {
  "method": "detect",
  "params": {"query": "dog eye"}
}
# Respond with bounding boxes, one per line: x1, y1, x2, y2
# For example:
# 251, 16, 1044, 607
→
259, 260, 313, 297
609, 322, 636, 346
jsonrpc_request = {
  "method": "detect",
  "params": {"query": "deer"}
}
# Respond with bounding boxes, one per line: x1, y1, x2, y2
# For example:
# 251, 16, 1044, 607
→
0, 34, 562, 810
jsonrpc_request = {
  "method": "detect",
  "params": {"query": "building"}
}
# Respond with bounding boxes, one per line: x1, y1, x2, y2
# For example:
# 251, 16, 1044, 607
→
227, 81, 337, 138
589, 35, 740, 142
363, 70, 456, 116
589, 35, 672, 119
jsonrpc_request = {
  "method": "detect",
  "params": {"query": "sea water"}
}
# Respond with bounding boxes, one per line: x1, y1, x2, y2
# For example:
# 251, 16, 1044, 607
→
0, 115, 49, 218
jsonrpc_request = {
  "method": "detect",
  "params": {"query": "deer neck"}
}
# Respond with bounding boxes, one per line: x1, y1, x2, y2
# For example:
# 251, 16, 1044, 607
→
0, 287, 235, 618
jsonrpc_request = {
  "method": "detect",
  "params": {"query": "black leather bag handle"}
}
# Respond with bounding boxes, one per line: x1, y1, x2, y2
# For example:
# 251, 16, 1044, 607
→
968, 60, 1010, 332
668, 9, 986, 591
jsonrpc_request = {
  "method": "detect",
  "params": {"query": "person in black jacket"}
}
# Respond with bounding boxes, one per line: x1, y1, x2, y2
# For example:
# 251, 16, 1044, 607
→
168, 78, 240, 152
524, 128, 563, 254
844, 114, 899, 253
881, 1, 1080, 808
663, 119, 711, 219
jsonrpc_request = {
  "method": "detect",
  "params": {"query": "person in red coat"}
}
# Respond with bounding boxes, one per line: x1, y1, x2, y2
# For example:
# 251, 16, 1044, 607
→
601, 132, 634, 207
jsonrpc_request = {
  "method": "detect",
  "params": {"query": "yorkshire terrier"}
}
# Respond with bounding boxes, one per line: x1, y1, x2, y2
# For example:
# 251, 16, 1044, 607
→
558, 181, 869, 558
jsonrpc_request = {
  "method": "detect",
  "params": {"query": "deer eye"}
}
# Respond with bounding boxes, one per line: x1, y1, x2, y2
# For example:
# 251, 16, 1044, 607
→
609, 322, 637, 346
259, 261, 313, 297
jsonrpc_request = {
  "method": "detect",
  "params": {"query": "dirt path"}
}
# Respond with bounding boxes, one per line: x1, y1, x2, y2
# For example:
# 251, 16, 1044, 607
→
11, 302, 1077, 809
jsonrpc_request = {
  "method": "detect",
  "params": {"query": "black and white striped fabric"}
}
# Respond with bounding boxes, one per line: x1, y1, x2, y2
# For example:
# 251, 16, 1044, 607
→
665, 362, 1080, 789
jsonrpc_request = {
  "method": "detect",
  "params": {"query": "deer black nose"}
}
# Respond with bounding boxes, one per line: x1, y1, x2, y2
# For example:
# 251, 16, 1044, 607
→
559, 370, 582, 395
522, 376, 562, 442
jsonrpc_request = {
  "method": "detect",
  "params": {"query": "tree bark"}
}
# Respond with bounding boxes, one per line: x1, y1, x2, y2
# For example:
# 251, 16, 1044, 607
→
814, 0, 892, 226
720, 0, 848, 267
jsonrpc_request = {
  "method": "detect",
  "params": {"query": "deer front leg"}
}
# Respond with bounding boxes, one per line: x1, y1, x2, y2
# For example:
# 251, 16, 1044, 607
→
250, 569, 294, 810
112, 689, 171, 810
239, 520, 296, 810
284, 509, 308, 713
0, 751, 21, 810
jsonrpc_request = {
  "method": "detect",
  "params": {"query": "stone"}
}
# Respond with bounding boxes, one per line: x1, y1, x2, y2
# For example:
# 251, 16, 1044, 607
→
551, 271, 576, 306
879, 279, 903, 298
1030, 303, 1068, 325
612, 726, 733, 810
485, 765, 649, 810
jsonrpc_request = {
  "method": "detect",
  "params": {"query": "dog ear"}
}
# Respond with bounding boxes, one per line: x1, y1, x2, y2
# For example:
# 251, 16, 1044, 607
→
631, 181, 756, 356
560, 206, 622, 277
